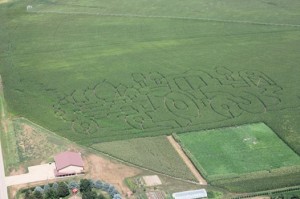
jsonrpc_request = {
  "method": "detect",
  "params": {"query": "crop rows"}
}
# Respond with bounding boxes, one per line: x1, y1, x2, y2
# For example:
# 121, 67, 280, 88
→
91, 136, 196, 181
53, 67, 300, 142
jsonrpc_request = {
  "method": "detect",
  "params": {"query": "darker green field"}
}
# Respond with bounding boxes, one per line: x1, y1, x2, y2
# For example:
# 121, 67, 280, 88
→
1, 0, 300, 147
176, 123, 300, 191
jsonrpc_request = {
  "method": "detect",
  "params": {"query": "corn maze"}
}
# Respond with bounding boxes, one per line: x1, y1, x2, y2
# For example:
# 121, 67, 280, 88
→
53, 67, 300, 141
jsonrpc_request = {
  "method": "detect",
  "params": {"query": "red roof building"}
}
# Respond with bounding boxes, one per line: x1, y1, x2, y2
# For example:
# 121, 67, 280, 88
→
54, 151, 84, 177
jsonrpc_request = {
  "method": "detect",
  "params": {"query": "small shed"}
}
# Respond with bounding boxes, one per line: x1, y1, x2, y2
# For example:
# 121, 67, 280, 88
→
54, 151, 84, 177
172, 189, 207, 199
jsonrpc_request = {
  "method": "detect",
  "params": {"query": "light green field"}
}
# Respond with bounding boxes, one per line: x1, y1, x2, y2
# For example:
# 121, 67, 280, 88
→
92, 136, 195, 181
176, 123, 300, 192
178, 123, 300, 178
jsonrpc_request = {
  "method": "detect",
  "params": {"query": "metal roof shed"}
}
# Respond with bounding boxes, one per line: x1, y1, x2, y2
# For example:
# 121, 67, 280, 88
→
172, 189, 207, 199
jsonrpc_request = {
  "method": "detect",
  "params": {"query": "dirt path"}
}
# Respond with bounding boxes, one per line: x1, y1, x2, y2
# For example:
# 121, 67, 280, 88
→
167, 136, 207, 185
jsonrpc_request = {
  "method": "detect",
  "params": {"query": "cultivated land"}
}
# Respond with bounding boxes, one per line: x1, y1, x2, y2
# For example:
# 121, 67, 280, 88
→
1, 0, 300, 147
92, 136, 196, 181
176, 123, 300, 191
1, 0, 300, 193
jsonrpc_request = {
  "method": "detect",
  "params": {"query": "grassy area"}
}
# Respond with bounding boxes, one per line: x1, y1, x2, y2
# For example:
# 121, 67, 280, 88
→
92, 136, 196, 181
176, 123, 300, 191
12, 118, 70, 165
0, 0, 299, 148
0, 75, 20, 174
0, 116, 72, 174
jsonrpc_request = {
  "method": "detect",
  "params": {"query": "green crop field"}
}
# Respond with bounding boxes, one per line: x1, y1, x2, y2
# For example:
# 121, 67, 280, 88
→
92, 136, 195, 181
1, 0, 300, 192
176, 123, 300, 191
0, 0, 300, 147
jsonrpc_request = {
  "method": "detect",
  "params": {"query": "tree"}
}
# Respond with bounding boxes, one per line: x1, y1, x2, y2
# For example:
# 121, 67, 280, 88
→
89, 179, 96, 188
80, 179, 92, 193
82, 190, 97, 199
51, 182, 58, 191
94, 180, 104, 189
24, 190, 33, 199
97, 193, 106, 199
43, 184, 50, 192
34, 186, 44, 194
68, 181, 79, 189
102, 182, 110, 191
57, 182, 69, 197
291, 196, 300, 199
113, 193, 122, 199
33, 190, 43, 199
44, 189, 58, 199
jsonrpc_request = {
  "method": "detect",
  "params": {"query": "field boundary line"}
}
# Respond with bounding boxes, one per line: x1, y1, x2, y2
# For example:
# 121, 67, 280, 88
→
231, 185, 300, 199
167, 135, 207, 185
27, 10, 300, 28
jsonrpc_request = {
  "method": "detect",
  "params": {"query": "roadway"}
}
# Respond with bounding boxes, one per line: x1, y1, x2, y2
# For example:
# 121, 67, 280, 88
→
0, 140, 8, 199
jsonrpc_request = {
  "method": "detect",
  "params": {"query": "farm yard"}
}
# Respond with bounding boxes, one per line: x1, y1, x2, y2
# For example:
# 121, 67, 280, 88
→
0, 0, 300, 194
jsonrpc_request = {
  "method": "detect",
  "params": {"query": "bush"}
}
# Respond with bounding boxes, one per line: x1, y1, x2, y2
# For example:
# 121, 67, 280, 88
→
51, 182, 58, 191
113, 193, 122, 199
82, 190, 98, 199
33, 190, 43, 199
68, 181, 80, 189
34, 186, 44, 194
57, 182, 69, 197
43, 184, 50, 192
80, 179, 92, 193
94, 180, 104, 189
44, 189, 58, 199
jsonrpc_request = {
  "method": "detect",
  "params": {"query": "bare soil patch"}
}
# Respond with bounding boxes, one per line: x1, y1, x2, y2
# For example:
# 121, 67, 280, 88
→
167, 136, 207, 185
84, 154, 142, 195
142, 175, 162, 187
9, 166, 26, 176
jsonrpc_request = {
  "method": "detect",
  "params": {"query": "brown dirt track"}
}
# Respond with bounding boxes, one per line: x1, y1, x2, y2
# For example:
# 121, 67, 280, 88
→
167, 136, 207, 185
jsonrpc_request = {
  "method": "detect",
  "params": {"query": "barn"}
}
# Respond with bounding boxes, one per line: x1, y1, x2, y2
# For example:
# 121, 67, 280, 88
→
54, 151, 84, 177
172, 189, 207, 199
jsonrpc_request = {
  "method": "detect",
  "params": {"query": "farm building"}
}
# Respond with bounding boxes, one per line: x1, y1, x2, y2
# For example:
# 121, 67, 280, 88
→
172, 189, 207, 199
54, 151, 84, 177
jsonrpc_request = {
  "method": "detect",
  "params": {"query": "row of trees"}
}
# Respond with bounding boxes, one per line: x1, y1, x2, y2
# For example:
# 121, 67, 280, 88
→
23, 182, 69, 199
22, 179, 122, 199
80, 179, 121, 199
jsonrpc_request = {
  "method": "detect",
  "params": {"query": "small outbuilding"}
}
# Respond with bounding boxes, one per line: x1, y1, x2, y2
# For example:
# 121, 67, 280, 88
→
54, 151, 84, 177
172, 189, 207, 199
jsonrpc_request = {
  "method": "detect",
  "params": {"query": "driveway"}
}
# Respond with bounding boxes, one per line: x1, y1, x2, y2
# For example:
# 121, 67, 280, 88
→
5, 163, 56, 186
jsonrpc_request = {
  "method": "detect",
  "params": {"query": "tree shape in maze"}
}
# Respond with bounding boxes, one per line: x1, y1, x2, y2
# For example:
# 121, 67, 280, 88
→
53, 67, 300, 136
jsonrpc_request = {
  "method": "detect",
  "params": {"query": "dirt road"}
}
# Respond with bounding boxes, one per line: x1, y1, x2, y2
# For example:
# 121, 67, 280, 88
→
167, 136, 207, 185
0, 140, 8, 199
0, 75, 9, 199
